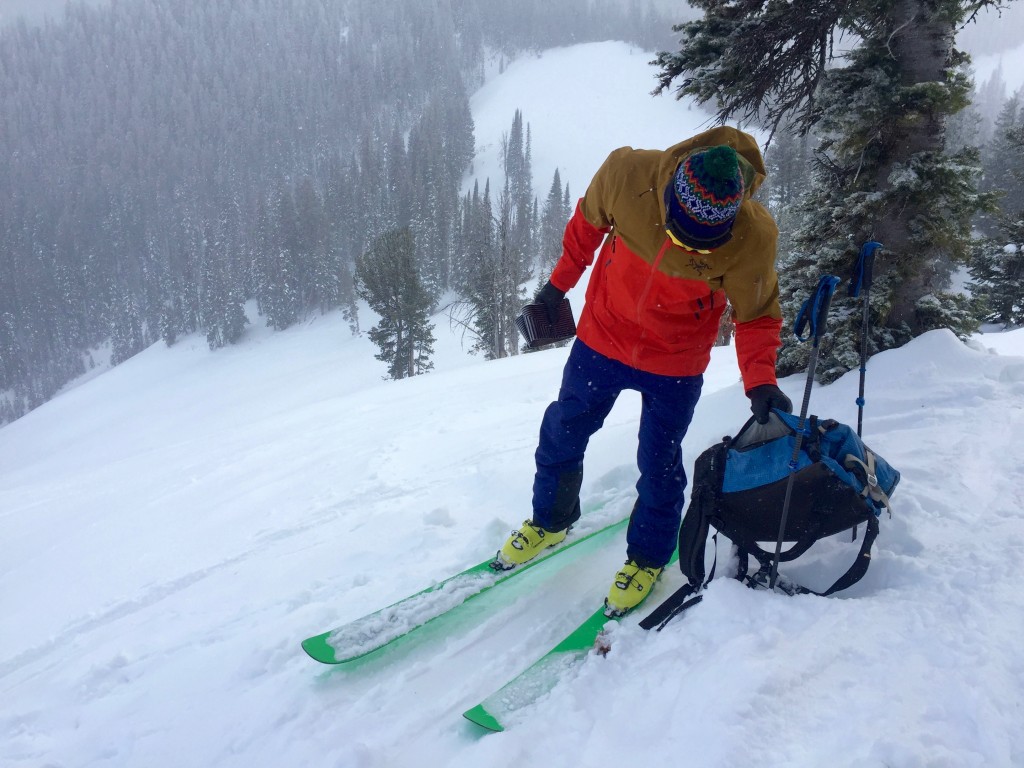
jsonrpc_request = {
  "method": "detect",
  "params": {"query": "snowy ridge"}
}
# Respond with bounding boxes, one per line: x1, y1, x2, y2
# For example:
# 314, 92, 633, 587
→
1, 42, 1023, 768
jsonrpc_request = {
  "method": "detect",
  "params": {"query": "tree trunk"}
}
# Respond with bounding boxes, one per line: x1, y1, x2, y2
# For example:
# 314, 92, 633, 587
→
873, 0, 956, 333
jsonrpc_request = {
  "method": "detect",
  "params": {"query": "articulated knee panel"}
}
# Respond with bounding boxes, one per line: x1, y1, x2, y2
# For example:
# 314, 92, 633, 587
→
535, 468, 583, 531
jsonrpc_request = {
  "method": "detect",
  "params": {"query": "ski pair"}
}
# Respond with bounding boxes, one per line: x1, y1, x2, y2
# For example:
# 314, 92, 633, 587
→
301, 510, 629, 665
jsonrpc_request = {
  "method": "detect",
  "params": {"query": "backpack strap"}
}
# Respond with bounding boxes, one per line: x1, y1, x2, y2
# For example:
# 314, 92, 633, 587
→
808, 513, 880, 596
638, 583, 703, 630
642, 515, 879, 630
715, 512, 827, 564
678, 441, 729, 586
641, 441, 727, 631
844, 451, 893, 517
741, 514, 880, 597
806, 415, 822, 461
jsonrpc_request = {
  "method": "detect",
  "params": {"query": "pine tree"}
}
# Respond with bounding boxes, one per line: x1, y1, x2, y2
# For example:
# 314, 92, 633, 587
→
0, 312, 26, 393
969, 228, 1024, 328
339, 261, 361, 336
974, 64, 1008, 144
355, 227, 435, 379
199, 231, 248, 351
654, 0, 1004, 382
258, 182, 303, 330
946, 70, 984, 154
969, 119, 1024, 327
452, 109, 538, 361
455, 178, 531, 360
538, 169, 568, 279
290, 176, 343, 314
109, 292, 145, 365
323, 156, 361, 335
503, 110, 536, 269
761, 123, 815, 258
982, 93, 1024, 224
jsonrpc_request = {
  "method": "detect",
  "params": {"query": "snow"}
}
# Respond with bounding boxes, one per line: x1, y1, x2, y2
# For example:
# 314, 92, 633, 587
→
2, 41, 1024, 768
467, 41, 723, 202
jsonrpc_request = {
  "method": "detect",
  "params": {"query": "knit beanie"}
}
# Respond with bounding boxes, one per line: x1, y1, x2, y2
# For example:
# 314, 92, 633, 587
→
665, 145, 745, 251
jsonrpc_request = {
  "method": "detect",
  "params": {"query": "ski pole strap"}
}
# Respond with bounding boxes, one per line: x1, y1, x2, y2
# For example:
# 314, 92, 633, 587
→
793, 275, 841, 343
848, 241, 882, 298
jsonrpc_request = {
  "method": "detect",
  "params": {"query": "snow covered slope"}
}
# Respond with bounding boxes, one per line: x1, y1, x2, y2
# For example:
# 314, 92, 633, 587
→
468, 42, 721, 199
2, 41, 1024, 768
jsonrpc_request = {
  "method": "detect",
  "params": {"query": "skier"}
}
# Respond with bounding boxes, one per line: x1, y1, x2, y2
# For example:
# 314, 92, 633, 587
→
494, 126, 792, 614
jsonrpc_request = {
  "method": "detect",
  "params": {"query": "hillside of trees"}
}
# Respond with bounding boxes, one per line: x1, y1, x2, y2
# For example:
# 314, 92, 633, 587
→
0, 0, 673, 422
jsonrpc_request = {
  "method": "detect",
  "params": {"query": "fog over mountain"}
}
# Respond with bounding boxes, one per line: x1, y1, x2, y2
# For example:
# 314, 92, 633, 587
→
0, 0, 105, 26
3, 0, 1021, 60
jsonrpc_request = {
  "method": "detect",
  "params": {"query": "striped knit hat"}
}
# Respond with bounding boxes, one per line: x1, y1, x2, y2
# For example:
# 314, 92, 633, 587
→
665, 145, 745, 251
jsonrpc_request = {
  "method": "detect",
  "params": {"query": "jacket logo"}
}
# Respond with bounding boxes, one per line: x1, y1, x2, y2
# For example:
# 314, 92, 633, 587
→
687, 257, 712, 275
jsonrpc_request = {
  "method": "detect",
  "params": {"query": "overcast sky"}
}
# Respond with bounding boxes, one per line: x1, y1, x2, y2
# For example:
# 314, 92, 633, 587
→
0, 0, 105, 27
1, 0, 1021, 69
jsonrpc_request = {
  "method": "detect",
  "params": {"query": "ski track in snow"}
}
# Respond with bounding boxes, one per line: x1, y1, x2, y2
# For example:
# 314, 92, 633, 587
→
2, 41, 1024, 768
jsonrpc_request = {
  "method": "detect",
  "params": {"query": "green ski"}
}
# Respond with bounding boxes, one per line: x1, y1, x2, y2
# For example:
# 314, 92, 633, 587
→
463, 551, 680, 732
302, 511, 629, 664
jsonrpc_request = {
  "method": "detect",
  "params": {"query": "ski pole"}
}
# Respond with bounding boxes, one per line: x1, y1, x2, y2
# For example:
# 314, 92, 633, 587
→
848, 241, 881, 437
769, 274, 841, 592
847, 241, 881, 542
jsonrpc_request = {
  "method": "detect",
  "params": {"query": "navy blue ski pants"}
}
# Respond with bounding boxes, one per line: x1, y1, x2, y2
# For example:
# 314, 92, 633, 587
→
531, 340, 702, 569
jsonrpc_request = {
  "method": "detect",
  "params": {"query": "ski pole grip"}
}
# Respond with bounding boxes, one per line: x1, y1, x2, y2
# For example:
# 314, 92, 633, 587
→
812, 275, 841, 343
849, 241, 882, 297
861, 243, 879, 291
793, 299, 811, 341
794, 275, 841, 343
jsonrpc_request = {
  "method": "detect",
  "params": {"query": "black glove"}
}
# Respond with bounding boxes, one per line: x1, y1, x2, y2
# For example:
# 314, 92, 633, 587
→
534, 280, 566, 323
747, 384, 793, 424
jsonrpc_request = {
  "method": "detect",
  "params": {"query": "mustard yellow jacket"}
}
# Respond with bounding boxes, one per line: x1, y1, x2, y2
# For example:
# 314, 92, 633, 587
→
550, 126, 782, 389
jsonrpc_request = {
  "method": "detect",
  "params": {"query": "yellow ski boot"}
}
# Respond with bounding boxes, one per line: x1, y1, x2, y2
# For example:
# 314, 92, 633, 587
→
605, 560, 663, 616
491, 520, 568, 570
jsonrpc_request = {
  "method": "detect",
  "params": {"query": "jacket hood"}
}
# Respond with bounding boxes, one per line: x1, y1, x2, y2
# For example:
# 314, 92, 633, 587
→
658, 126, 768, 205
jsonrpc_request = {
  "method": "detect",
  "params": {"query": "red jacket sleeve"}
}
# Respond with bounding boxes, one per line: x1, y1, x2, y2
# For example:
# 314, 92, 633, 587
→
735, 315, 783, 391
549, 200, 609, 292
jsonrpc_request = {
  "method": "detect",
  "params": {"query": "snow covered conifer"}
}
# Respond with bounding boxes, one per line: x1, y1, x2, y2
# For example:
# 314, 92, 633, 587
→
968, 233, 1024, 328
356, 227, 436, 380
981, 93, 1024, 226
971, 124, 1024, 328
538, 169, 570, 280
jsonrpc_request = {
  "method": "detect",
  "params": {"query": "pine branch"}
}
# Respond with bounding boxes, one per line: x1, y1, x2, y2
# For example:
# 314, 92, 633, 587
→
653, 0, 846, 135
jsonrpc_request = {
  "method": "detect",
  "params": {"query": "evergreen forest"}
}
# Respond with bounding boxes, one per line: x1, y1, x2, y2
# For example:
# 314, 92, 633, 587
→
0, 0, 671, 422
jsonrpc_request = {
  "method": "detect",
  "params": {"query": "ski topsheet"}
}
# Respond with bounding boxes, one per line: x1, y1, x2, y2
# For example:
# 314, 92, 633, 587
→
462, 605, 613, 731
463, 550, 681, 732
301, 510, 629, 664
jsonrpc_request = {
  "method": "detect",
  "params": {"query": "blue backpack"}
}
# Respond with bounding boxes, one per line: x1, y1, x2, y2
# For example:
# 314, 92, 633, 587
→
641, 409, 900, 629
